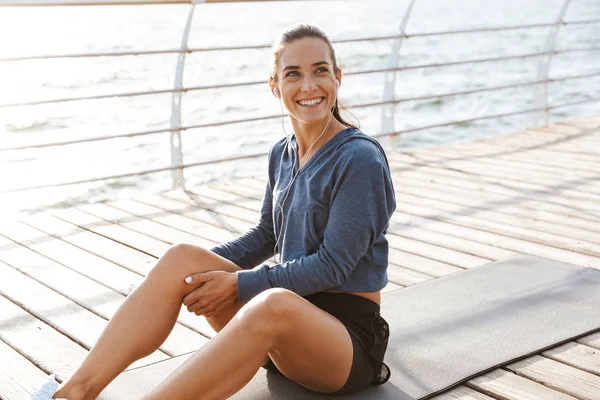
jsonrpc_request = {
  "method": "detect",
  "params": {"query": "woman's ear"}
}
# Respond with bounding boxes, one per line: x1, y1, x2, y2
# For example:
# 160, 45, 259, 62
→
269, 77, 278, 98
335, 69, 342, 90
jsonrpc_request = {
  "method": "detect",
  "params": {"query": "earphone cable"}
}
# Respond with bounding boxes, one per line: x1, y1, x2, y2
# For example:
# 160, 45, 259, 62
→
272, 110, 334, 264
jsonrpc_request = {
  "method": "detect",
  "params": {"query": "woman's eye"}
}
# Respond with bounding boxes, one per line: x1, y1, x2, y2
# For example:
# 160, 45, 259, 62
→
286, 68, 327, 77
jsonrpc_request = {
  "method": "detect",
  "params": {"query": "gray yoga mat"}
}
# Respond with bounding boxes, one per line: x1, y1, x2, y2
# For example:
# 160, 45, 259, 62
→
99, 255, 600, 400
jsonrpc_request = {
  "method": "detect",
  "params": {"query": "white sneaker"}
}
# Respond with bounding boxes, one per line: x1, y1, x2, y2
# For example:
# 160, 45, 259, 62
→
30, 374, 68, 400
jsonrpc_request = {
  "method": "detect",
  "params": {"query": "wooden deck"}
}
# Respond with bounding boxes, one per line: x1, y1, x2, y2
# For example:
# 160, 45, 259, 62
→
1, 115, 600, 400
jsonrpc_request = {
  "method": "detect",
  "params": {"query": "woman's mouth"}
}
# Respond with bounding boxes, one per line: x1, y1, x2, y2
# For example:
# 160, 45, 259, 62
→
296, 97, 325, 107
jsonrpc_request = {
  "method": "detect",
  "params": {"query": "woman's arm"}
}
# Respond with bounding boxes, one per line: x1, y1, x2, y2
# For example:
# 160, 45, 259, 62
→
235, 161, 396, 302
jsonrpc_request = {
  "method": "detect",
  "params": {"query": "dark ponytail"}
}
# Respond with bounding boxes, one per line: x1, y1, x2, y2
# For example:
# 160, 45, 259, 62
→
270, 24, 359, 129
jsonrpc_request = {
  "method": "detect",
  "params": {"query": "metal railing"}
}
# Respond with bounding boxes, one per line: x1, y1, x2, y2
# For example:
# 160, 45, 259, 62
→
1, 0, 599, 194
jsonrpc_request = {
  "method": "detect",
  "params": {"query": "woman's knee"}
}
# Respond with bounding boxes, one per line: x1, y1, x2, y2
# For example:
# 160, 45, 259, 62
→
239, 288, 299, 337
149, 243, 209, 278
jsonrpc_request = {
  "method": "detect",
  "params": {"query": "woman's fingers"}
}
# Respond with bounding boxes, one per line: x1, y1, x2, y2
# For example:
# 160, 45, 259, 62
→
187, 300, 204, 314
182, 286, 203, 307
190, 299, 224, 317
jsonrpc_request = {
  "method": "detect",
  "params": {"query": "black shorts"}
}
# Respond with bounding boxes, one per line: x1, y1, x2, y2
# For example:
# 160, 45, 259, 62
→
261, 291, 391, 395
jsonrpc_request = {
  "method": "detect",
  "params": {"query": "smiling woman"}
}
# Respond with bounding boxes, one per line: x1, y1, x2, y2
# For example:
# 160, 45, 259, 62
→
31, 23, 395, 400
268, 24, 357, 163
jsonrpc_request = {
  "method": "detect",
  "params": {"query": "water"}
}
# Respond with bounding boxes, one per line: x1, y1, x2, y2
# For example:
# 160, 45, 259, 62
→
0, 0, 599, 219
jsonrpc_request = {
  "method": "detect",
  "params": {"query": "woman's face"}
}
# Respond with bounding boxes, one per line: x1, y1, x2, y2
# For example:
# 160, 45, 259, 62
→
273, 37, 341, 125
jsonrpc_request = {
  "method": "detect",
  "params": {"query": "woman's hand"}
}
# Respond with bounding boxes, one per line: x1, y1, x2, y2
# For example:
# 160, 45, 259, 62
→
182, 271, 238, 318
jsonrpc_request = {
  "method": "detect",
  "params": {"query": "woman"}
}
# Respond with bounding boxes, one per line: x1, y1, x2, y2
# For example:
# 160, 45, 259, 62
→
35, 23, 396, 400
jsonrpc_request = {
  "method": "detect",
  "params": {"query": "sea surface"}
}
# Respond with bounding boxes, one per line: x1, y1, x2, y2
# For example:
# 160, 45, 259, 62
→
0, 0, 599, 218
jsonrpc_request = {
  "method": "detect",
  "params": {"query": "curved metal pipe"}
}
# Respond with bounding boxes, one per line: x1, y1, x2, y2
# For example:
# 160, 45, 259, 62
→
381, 0, 416, 151
533, 0, 572, 127
169, 3, 198, 189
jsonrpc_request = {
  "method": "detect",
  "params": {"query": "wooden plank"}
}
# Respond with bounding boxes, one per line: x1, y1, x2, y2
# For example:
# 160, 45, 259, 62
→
418, 124, 590, 157
52, 207, 170, 258
0, 226, 215, 339
391, 172, 600, 236
506, 355, 600, 400
482, 146, 600, 168
390, 161, 600, 240
458, 132, 600, 164
397, 150, 600, 199
107, 199, 238, 244
105, 200, 232, 246
21, 215, 156, 276
75, 202, 216, 249
469, 131, 600, 156
0, 259, 118, 350
414, 144, 600, 185
577, 332, 600, 350
216, 178, 265, 197
191, 186, 263, 211
0, 339, 49, 400
389, 157, 600, 207
385, 261, 435, 286
441, 152, 600, 186
0, 293, 90, 381
199, 185, 264, 211
136, 194, 251, 236
162, 190, 260, 223
465, 146, 600, 174
466, 368, 578, 400
390, 170, 600, 235
389, 201, 600, 269
387, 234, 486, 270
541, 342, 600, 376
431, 385, 495, 400
234, 177, 266, 190
391, 152, 600, 209
392, 150, 600, 199
0, 233, 132, 320
507, 139, 600, 157
437, 138, 600, 174
0, 221, 143, 296
388, 223, 515, 260
217, 180, 267, 199
390, 178, 600, 256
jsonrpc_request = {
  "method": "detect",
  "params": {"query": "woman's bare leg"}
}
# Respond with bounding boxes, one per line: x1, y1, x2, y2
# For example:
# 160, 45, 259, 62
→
53, 244, 243, 400
142, 288, 354, 400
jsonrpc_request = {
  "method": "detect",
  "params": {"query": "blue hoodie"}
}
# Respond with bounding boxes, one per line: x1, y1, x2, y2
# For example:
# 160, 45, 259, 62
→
211, 127, 397, 302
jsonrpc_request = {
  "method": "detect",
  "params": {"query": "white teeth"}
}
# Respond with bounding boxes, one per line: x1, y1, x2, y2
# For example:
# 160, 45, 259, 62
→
298, 97, 324, 106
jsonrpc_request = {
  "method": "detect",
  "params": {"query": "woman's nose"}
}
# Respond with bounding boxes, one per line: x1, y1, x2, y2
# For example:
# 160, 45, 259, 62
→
300, 75, 318, 92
